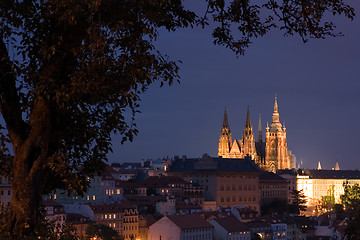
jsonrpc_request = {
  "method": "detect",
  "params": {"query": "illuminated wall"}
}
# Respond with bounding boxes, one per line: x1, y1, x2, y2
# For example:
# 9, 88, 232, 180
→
296, 175, 360, 206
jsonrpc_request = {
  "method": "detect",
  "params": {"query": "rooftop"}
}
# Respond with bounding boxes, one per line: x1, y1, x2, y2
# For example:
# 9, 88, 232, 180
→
168, 155, 260, 173
212, 215, 250, 233
302, 169, 360, 179
259, 171, 287, 182
167, 215, 213, 230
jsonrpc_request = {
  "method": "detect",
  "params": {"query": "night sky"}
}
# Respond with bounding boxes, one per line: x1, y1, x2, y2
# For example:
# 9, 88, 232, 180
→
110, 3, 360, 170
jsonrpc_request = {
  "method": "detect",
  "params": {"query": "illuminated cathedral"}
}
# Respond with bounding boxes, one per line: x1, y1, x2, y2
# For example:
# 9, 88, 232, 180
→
218, 96, 295, 172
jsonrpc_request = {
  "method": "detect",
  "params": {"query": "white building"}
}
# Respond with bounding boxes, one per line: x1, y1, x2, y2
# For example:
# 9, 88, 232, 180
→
297, 169, 360, 206
47, 165, 123, 204
148, 214, 213, 240
209, 215, 251, 240
43, 199, 67, 230
0, 175, 12, 208
269, 220, 287, 240
156, 197, 176, 215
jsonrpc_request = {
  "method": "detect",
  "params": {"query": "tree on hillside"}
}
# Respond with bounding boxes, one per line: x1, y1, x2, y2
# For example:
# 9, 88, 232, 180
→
321, 184, 335, 211
0, 0, 355, 238
85, 223, 122, 240
341, 182, 360, 239
261, 198, 288, 215
289, 189, 307, 215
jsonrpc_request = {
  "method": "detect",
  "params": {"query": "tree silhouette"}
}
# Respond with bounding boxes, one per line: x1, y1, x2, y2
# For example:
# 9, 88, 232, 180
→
341, 182, 360, 239
289, 189, 307, 215
0, 0, 355, 238
85, 223, 122, 240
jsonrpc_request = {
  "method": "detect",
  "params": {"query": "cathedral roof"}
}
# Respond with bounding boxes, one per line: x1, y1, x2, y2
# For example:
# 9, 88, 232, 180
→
302, 169, 360, 179
230, 139, 241, 154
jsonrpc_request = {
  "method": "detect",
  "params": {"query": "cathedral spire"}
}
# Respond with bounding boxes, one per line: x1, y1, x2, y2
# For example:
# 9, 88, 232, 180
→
317, 161, 322, 170
335, 161, 340, 170
274, 95, 279, 113
257, 114, 263, 142
218, 108, 232, 157
245, 106, 252, 129
270, 95, 282, 131
272, 95, 280, 123
222, 108, 230, 129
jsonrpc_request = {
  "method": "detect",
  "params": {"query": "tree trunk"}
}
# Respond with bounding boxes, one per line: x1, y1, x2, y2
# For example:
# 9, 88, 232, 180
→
9, 158, 44, 237
4, 96, 52, 238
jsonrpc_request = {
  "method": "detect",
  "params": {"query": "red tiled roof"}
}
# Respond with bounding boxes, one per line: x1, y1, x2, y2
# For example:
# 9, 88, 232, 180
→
212, 216, 250, 233
167, 215, 213, 230
144, 215, 157, 227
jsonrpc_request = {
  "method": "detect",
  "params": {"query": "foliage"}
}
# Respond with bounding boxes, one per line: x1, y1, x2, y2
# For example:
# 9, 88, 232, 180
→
340, 182, 360, 239
0, 0, 355, 238
341, 182, 360, 212
321, 184, 335, 211
0, 206, 78, 240
288, 189, 307, 215
146, 187, 158, 196
333, 204, 345, 218
261, 199, 288, 216
85, 223, 122, 240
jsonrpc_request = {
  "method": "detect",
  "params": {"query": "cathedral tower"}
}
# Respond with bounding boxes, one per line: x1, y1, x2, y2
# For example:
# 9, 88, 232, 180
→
241, 107, 257, 159
255, 114, 266, 167
257, 114, 263, 143
265, 96, 290, 172
218, 108, 232, 157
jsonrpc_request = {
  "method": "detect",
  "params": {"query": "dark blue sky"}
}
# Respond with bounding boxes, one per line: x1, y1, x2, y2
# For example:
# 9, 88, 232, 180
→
110, 3, 360, 170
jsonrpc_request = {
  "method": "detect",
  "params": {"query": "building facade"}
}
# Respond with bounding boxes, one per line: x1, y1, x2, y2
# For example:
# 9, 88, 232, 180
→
167, 154, 261, 212
148, 215, 213, 240
297, 169, 360, 207
209, 215, 251, 240
90, 202, 139, 239
0, 175, 12, 208
259, 172, 289, 205
218, 96, 295, 172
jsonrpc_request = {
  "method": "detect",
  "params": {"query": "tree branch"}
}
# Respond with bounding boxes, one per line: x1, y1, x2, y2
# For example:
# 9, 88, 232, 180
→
0, 39, 27, 149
